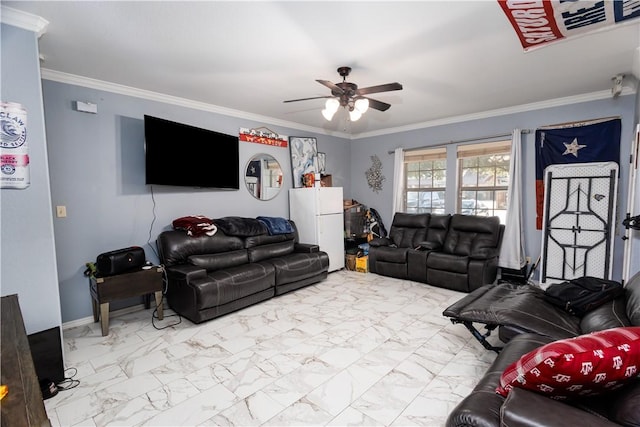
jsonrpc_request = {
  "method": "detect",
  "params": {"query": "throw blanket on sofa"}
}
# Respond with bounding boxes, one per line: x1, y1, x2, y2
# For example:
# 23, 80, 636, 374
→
173, 215, 217, 237
257, 216, 294, 235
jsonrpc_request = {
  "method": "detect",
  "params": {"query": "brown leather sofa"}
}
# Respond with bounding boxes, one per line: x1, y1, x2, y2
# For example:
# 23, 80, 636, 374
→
156, 217, 329, 324
445, 272, 640, 427
368, 213, 504, 292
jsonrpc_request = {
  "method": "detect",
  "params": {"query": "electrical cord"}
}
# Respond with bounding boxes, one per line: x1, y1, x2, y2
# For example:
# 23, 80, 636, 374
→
56, 367, 80, 392
151, 305, 182, 330
150, 265, 182, 330
147, 184, 159, 259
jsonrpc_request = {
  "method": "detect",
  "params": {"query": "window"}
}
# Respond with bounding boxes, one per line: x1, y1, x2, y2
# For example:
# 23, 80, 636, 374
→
457, 140, 510, 224
404, 147, 446, 214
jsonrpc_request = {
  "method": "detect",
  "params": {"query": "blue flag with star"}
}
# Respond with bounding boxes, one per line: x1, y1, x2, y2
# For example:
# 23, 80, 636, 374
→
534, 117, 621, 228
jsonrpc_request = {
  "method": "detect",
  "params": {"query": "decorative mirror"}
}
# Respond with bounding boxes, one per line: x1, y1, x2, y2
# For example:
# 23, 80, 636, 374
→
245, 154, 283, 200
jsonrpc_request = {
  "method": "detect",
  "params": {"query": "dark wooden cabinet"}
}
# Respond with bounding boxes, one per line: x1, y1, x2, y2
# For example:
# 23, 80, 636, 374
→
1, 294, 51, 427
90, 267, 164, 336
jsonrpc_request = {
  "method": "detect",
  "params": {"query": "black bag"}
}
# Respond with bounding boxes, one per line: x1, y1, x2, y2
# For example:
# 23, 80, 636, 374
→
543, 276, 624, 317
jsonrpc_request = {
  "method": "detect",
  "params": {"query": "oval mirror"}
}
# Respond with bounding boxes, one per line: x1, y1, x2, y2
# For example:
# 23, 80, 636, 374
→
245, 154, 283, 200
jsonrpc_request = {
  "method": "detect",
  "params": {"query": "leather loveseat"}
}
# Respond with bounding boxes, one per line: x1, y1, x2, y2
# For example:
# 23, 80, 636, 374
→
156, 217, 329, 324
368, 213, 504, 292
445, 272, 640, 427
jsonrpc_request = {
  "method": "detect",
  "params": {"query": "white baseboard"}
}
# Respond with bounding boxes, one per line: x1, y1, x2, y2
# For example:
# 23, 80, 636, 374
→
61, 304, 145, 331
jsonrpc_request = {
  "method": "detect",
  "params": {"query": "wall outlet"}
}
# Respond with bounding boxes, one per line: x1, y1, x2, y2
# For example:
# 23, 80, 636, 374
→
56, 206, 67, 218
526, 256, 532, 264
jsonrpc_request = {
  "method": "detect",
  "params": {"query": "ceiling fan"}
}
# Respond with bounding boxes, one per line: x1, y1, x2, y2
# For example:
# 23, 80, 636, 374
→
283, 66, 403, 121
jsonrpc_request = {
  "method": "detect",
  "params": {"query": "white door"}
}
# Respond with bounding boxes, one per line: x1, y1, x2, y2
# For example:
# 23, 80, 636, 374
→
318, 187, 343, 215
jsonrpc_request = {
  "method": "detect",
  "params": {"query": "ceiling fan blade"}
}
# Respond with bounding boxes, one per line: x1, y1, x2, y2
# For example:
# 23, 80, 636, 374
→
356, 82, 403, 96
283, 95, 332, 103
365, 97, 391, 112
316, 79, 344, 94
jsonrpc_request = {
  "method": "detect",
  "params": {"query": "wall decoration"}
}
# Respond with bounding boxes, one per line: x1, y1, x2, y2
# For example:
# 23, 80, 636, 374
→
1, 101, 30, 189
289, 136, 318, 188
317, 152, 326, 174
535, 117, 621, 229
498, 1, 640, 51
366, 154, 385, 193
239, 127, 288, 147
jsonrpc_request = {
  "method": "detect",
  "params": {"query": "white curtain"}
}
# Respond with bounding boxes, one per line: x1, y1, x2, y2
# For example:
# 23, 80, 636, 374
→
499, 129, 526, 270
392, 148, 405, 217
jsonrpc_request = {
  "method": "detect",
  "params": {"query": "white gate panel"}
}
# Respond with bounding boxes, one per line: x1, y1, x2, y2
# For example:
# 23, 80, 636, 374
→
540, 162, 618, 286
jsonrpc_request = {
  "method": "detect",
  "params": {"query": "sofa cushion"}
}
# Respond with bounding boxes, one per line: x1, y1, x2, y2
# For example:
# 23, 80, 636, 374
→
427, 252, 469, 274
442, 214, 500, 256
188, 250, 248, 272
388, 213, 429, 248
214, 216, 267, 237
423, 214, 450, 250
157, 230, 244, 267
580, 297, 631, 334
497, 327, 640, 400
269, 252, 329, 286
248, 240, 295, 263
610, 380, 640, 426
192, 262, 275, 309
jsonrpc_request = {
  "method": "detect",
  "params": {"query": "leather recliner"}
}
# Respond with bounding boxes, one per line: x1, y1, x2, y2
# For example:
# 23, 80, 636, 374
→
368, 213, 504, 292
444, 272, 640, 427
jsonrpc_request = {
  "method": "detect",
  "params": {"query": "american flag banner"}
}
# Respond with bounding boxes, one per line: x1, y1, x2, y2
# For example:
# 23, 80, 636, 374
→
535, 117, 621, 229
498, 0, 640, 51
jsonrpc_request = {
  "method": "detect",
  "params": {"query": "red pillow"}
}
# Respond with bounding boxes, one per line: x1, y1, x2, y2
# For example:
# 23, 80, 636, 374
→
497, 327, 640, 400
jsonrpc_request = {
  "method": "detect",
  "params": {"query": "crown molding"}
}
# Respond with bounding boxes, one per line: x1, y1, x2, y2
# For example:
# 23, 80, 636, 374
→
1, 6, 49, 37
41, 68, 634, 141
354, 86, 635, 139
40, 69, 351, 139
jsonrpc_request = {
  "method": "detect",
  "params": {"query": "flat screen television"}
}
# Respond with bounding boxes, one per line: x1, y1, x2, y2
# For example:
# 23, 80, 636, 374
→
144, 115, 239, 189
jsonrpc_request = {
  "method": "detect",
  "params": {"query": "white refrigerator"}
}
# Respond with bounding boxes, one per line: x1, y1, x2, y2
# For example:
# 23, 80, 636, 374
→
289, 187, 345, 272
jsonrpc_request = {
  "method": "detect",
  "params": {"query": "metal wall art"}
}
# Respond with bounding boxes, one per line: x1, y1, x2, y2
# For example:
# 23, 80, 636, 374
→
366, 154, 385, 193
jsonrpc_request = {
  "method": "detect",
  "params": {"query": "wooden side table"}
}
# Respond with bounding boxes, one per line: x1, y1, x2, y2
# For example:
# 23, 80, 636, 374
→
89, 266, 164, 336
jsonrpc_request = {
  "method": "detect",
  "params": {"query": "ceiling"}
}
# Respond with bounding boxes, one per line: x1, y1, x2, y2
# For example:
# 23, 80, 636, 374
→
4, 1, 640, 138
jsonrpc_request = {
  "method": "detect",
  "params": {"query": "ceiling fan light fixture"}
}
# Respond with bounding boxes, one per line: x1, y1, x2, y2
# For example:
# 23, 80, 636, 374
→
354, 97, 369, 114
322, 98, 340, 121
325, 98, 340, 113
349, 109, 362, 122
322, 108, 336, 121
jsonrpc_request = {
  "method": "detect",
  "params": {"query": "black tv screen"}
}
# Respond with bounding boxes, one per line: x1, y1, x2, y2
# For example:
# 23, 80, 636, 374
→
144, 115, 239, 189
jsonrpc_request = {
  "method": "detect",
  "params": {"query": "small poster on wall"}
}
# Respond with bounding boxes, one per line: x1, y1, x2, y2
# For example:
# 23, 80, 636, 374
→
289, 136, 318, 188
1, 102, 30, 189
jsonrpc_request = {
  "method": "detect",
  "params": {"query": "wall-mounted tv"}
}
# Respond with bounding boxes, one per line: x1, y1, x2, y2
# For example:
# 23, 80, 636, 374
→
144, 115, 239, 189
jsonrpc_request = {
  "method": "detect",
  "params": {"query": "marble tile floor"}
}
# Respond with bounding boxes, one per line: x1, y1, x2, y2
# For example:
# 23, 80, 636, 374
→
46, 270, 498, 427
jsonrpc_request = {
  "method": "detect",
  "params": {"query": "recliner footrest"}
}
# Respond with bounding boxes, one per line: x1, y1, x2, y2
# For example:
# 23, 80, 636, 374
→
443, 281, 582, 343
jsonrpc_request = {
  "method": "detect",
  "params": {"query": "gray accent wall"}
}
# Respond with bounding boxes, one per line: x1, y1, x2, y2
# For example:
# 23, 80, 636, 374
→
350, 95, 636, 282
41, 80, 351, 323
1, 23, 63, 334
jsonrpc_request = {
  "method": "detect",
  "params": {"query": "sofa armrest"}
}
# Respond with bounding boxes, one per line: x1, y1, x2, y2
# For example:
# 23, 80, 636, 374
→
369, 237, 393, 247
294, 243, 319, 253
165, 264, 207, 282
469, 247, 499, 260
501, 388, 619, 427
